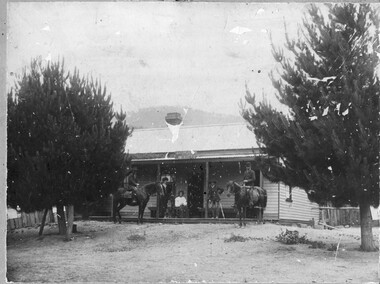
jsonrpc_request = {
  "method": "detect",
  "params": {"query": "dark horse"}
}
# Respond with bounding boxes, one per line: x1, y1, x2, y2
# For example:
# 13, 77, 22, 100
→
226, 181, 267, 227
113, 182, 161, 224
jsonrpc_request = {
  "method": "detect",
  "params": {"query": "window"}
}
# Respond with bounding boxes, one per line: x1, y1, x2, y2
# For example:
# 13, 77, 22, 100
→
285, 186, 293, 202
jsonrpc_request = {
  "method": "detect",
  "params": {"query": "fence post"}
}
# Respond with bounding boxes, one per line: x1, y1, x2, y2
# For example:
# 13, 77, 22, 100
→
156, 163, 161, 219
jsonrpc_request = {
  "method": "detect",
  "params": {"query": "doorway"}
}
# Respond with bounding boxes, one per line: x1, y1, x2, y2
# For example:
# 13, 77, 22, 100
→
187, 165, 204, 218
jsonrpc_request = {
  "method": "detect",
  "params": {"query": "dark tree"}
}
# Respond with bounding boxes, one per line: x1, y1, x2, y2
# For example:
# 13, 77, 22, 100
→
242, 4, 379, 251
7, 58, 131, 238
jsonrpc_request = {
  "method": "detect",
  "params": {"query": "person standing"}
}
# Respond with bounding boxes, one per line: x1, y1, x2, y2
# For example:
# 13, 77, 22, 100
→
207, 180, 224, 218
160, 177, 169, 196
159, 177, 169, 218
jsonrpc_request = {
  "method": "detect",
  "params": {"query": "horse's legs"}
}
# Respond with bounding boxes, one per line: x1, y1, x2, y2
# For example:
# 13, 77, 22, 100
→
117, 205, 123, 224
112, 196, 120, 224
116, 201, 125, 224
113, 201, 117, 224
137, 205, 142, 225
140, 204, 145, 224
239, 207, 242, 227
243, 206, 247, 227
138, 202, 147, 225
258, 207, 261, 224
261, 207, 265, 224
113, 210, 117, 224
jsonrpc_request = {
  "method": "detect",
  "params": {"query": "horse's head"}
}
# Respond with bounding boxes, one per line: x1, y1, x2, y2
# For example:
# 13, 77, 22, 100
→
226, 181, 238, 197
140, 182, 159, 196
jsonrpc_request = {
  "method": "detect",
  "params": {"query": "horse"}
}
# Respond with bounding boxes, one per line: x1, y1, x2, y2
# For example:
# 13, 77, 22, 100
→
112, 182, 161, 224
226, 181, 267, 227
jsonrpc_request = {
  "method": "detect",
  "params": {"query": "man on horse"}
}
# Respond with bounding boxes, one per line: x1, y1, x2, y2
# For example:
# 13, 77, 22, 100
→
207, 180, 224, 218
123, 166, 139, 201
232, 162, 256, 209
243, 162, 256, 207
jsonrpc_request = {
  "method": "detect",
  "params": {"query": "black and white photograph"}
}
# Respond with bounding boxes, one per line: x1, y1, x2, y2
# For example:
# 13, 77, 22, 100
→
5, 1, 380, 283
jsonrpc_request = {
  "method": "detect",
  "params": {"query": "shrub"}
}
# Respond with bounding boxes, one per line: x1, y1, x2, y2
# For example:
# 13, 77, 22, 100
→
275, 229, 309, 245
308, 241, 327, 249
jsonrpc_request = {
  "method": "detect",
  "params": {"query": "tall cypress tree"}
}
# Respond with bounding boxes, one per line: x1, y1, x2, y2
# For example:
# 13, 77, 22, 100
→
7, 58, 131, 237
242, 4, 379, 251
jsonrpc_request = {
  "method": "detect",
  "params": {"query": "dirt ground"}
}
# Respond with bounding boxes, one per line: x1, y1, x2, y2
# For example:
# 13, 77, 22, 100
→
6, 220, 380, 283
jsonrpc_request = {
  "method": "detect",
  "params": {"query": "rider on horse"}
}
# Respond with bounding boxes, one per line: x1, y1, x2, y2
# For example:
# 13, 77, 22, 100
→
243, 162, 256, 207
233, 162, 256, 208
123, 166, 139, 200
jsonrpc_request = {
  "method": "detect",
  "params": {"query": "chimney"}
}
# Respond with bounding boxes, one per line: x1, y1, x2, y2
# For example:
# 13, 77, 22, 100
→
165, 112, 183, 125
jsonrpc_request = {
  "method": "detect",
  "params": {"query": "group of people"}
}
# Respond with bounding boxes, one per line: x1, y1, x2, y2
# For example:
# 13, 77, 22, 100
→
121, 161, 256, 219
207, 161, 256, 217
121, 166, 188, 218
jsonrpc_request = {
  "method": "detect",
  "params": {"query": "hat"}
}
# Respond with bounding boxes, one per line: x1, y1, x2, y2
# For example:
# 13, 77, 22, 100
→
245, 162, 251, 167
162, 177, 169, 182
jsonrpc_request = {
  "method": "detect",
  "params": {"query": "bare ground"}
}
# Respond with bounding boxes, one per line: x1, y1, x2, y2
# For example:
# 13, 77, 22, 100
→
6, 220, 380, 283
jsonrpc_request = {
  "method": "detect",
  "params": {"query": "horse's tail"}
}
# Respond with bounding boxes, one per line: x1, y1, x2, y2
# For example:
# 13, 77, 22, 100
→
112, 190, 122, 219
111, 194, 115, 219
262, 188, 267, 209
255, 186, 267, 209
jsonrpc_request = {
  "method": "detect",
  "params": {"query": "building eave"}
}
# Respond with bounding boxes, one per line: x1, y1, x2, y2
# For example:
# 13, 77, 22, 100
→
129, 148, 265, 164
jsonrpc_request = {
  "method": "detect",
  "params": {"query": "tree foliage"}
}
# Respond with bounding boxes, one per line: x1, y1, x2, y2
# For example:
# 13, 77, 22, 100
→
243, 4, 379, 208
7, 58, 131, 214
242, 4, 379, 251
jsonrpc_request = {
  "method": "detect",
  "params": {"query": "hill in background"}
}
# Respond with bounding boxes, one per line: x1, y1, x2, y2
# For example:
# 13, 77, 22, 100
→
125, 106, 244, 129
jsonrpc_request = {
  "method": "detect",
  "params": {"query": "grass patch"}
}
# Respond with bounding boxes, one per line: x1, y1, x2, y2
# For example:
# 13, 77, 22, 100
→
224, 234, 250, 243
127, 234, 146, 242
96, 245, 131, 253
327, 243, 339, 251
308, 240, 327, 249
250, 237, 265, 241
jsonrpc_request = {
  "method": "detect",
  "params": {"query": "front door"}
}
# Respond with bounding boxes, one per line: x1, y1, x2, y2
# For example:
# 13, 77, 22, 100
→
187, 168, 204, 218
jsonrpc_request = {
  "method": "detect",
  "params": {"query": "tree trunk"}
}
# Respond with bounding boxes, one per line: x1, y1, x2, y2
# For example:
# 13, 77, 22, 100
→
65, 205, 74, 241
38, 208, 49, 236
359, 201, 377, 251
57, 204, 66, 235
81, 202, 90, 220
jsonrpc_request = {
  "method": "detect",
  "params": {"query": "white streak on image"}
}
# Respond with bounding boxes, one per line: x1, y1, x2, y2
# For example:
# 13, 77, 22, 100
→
229, 26, 252, 35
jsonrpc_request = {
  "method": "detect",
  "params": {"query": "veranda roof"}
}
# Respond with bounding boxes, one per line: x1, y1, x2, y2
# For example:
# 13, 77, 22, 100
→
126, 123, 259, 159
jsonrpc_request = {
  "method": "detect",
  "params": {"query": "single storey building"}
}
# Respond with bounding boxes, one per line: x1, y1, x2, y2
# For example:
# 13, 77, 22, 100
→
108, 113, 319, 224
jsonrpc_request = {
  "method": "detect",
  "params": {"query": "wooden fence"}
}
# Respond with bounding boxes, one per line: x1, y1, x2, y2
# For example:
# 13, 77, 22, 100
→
7, 210, 55, 230
320, 207, 360, 226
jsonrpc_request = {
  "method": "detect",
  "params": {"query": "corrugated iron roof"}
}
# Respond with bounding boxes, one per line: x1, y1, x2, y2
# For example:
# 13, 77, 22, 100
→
126, 123, 259, 154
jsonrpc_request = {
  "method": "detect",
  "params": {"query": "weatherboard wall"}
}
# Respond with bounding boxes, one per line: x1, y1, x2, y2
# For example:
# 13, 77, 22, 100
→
262, 177, 279, 220
279, 183, 319, 223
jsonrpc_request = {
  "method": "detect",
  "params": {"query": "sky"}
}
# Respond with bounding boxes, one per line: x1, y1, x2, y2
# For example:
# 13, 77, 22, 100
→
7, 2, 310, 117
